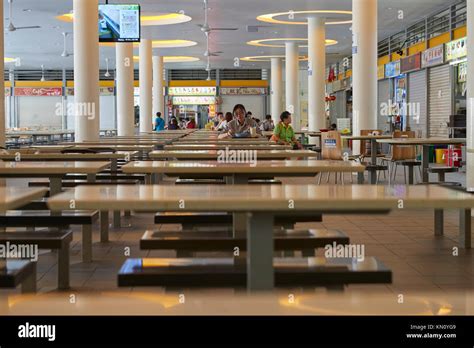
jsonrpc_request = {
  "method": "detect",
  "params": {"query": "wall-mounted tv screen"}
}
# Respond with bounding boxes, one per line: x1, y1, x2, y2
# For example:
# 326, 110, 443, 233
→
98, 4, 140, 42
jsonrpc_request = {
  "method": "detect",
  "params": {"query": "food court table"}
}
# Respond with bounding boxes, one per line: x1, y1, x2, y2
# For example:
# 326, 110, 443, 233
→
47, 184, 474, 290
149, 149, 319, 161
342, 135, 393, 184
376, 138, 466, 183
164, 144, 292, 151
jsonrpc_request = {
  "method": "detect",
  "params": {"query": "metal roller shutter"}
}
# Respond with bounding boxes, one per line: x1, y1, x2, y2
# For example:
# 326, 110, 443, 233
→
407, 70, 428, 137
428, 64, 452, 137
377, 79, 390, 132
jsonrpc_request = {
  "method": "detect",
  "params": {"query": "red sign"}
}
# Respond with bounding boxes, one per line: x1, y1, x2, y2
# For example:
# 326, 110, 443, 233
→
400, 53, 421, 74
14, 87, 63, 97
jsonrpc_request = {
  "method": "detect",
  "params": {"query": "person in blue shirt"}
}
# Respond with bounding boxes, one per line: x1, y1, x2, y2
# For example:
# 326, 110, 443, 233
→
154, 112, 165, 131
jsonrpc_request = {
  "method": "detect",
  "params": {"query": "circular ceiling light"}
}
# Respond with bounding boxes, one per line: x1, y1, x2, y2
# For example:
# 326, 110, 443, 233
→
241, 55, 308, 62
257, 10, 352, 25
100, 40, 197, 48
133, 56, 200, 63
4, 57, 17, 63
247, 38, 337, 48
56, 12, 192, 26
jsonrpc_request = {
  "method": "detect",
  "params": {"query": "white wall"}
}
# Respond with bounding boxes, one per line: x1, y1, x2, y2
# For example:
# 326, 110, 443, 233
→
220, 96, 265, 119
17, 96, 63, 128
66, 95, 116, 130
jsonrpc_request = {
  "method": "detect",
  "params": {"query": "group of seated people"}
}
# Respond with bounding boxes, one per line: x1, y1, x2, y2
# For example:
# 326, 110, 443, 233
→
216, 104, 302, 149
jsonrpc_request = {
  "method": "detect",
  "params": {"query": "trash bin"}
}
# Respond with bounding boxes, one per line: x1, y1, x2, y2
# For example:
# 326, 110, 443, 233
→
435, 149, 446, 164
445, 147, 462, 167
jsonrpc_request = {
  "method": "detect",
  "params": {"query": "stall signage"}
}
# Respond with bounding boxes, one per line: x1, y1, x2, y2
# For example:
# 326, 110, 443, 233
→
421, 45, 444, 68
458, 62, 467, 83
445, 37, 467, 61
4, 87, 11, 97
168, 87, 216, 96
385, 61, 401, 78
100, 87, 114, 96
172, 96, 216, 105
332, 80, 342, 91
14, 87, 62, 96
219, 87, 267, 95
377, 65, 385, 80
400, 53, 421, 74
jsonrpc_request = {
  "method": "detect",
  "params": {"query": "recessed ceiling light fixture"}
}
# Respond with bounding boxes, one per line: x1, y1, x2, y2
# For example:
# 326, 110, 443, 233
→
257, 10, 352, 25
247, 38, 337, 48
56, 12, 192, 26
241, 55, 308, 62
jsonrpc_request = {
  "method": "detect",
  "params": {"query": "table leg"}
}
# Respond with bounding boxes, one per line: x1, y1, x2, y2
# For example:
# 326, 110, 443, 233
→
422, 145, 429, 183
368, 139, 377, 184
247, 212, 274, 291
111, 159, 121, 228
0, 208, 5, 270
230, 175, 248, 238
459, 209, 472, 249
434, 210, 444, 236
357, 172, 365, 184
21, 262, 37, 293
49, 177, 62, 196
408, 165, 414, 185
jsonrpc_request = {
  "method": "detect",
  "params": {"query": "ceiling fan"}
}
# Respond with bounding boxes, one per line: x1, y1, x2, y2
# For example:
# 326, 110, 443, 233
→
197, 0, 237, 34
7, 0, 41, 32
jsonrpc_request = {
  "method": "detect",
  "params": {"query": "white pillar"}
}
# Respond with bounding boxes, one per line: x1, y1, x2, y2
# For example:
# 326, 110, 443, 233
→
285, 42, 300, 131
0, 0, 5, 148
116, 43, 134, 136
139, 39, 153, 133
270, 57, 283, 125
73, 0, 100, 142
467, 0, 474, 192
153, 56, 164, 123
308, 17, 326, 133
352, 0, 378, 154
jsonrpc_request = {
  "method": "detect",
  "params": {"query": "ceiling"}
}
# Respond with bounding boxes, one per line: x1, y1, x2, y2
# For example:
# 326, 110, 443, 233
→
3, 0, 462, 71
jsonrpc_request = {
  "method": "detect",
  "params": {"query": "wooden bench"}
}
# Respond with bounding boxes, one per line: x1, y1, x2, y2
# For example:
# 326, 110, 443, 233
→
29, 179, 140, 189
428, 166, 459, 183
0, 260, 37, 293
0, 210, 99, 263
0, 230, 72, 289
141, 229, 349, 257
154, 212, 323, 229
118, 257, 392, 288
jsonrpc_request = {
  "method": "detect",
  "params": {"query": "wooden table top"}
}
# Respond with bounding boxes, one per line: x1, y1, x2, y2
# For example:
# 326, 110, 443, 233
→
0, 161, 110, 174
342, 135, 393, 140
72, 145, 155, 152
122, 160, 365, 174
176, 139, 271, 145
376, 138, 466, 145
164, 144, 292, 151
6, 130, 74, 136
0, 187, 48, 210
149, 150, 319, 160
0, 151, 137, 160
47, 184, 474, 212
60, 140, 169, 146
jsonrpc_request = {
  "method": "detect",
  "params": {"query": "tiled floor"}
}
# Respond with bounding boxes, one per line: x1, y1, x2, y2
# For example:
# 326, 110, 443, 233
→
1, 170, 473, 314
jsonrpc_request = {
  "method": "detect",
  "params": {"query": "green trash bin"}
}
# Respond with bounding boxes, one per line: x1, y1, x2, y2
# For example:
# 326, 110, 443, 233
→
428, 145, 435, 163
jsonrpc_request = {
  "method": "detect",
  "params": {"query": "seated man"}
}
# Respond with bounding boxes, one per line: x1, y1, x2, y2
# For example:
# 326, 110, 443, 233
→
220, 104, 262, 139
270, 111, 302, 149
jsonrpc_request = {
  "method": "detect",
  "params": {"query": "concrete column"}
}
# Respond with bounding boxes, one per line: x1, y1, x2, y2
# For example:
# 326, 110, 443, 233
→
467, 0, 474, 192
139, 39, 153, 133
285, 42, 300, 131
308, 16, 326, 133
352, 0, 378, 154
116, 43, 134, 136
270, 57, 283, 125
153, 56, 164, 123
73, 0, 100, 142
0, 0, 5, 147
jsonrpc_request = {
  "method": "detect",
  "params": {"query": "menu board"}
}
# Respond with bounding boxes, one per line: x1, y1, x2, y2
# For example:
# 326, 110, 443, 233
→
172, 96, 216, 105
168, 87, 216, 96
220, 87, 267, 95
98, 4, 140, 43
400, 53, 421, 74
385, 61, 400, 78
458, 62, 467, 83
65, 87, 115, 96
421, 45, 444, 68
445, 37, 467, 61
14, 87, 63, 97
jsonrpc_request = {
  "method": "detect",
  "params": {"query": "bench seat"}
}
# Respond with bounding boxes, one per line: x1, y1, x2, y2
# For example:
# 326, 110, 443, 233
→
0, 230, 72, 289
118, 257, 392, 288
0, 260, 37, 293
140, 229, 349, 253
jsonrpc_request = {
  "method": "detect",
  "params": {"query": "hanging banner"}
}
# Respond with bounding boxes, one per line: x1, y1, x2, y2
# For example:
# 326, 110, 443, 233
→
377, 65, 385, 80
168, 87, 216, 96
14, 87, 63, 96
219, 87, 267, 95
445, 37, 467, 61
385, 61, 401, 78
458, 62, 467, 83
400, 53, 421, 74
421, 45, 444, 68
